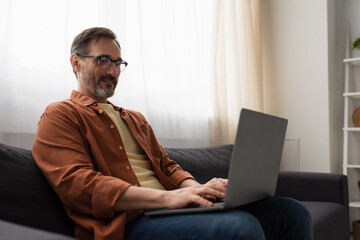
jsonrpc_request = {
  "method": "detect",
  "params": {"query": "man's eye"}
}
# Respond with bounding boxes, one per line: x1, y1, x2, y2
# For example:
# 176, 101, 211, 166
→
99, 57, 109, 64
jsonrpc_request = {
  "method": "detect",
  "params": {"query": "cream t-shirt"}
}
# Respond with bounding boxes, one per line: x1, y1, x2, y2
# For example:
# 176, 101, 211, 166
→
98, 103, 165, 190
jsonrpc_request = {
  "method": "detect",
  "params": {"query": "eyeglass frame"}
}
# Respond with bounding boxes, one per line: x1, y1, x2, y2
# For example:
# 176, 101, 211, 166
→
77, 54, 128, 72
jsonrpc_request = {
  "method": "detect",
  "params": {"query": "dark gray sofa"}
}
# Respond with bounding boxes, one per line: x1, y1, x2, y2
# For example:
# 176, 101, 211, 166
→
0, 143, 350, 239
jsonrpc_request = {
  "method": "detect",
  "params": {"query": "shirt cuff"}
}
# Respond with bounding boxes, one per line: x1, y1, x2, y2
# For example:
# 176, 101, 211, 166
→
91, 176, 132, 219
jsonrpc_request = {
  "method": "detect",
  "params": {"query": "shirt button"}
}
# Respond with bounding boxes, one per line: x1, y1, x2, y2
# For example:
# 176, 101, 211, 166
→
126, 165, 131, 170
118, 146, 123, 150
110, 125, 115, 129
99, 110, 103, 114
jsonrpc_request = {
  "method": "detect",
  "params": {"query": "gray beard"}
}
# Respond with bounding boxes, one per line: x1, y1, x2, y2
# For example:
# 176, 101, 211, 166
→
91, 84, 114, 99
81, 76, 115, 99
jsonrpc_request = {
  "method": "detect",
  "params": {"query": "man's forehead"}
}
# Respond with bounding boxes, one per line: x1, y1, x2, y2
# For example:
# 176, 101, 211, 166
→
88, 38, 121, 58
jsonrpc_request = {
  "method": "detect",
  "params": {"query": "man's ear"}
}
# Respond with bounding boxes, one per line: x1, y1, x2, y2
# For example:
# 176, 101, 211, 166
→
70, 54, 81, 73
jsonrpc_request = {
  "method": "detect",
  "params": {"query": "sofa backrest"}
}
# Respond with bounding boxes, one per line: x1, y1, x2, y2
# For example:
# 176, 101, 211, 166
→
0, 143, 74, 236
165, 145, 232, 184
0, 142, 232, 236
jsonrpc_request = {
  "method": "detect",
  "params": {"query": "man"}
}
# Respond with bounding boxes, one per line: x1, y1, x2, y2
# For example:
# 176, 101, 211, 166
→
32, 27, 312, 240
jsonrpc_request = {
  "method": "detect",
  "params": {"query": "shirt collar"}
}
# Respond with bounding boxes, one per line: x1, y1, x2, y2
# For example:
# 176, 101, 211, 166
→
70, 90, 122, 111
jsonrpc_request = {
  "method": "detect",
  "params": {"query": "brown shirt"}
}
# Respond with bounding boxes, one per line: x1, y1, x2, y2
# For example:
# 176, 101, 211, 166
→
32, 90, 194, 240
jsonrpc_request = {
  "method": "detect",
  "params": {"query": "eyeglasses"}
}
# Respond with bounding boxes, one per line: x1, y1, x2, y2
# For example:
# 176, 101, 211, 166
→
77, 54, 128, 72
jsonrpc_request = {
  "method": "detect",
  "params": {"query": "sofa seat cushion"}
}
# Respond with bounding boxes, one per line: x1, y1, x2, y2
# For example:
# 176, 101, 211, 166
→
0, 143, 74, 236
0, 219, 74, 240
301, 201, 348, 240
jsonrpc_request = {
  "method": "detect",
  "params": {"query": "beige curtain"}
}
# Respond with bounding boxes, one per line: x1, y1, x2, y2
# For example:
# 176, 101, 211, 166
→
210, 0, 263, 146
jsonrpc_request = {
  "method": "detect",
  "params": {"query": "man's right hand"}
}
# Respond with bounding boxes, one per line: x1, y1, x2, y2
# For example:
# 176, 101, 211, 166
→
114, 180, 226, 211
164, 183, 226, 209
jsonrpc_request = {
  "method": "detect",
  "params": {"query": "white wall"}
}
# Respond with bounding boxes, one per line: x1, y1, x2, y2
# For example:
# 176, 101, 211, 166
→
262, 0, 331, 172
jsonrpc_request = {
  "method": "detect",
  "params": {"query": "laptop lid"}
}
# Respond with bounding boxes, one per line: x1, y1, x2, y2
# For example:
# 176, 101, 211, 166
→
224, 108, 288, 208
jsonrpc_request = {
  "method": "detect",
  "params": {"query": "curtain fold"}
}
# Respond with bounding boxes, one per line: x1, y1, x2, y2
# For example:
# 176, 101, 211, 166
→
210, 0, 263, 146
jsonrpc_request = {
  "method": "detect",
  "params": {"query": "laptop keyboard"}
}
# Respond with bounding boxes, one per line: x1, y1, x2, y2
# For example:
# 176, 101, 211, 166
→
187, 199, 224, 209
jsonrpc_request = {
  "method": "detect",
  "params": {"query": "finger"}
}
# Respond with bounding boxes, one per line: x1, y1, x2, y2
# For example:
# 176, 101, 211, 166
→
219, 178, 228, 186
202, 194, 217, 202
207, 178, 228, 188
193, 185, 225, 199
189, 194, 214, 207
205, 181, 227, 194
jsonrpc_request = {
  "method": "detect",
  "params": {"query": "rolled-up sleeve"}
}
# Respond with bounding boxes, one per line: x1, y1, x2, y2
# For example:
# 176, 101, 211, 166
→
159, 146, 195, 186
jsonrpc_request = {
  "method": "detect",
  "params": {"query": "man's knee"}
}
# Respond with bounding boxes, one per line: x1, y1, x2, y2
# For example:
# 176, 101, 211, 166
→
211, 211, 265, 240
247, 197, 313, 240
279, 197, 313, 239
272, 197, 312, 226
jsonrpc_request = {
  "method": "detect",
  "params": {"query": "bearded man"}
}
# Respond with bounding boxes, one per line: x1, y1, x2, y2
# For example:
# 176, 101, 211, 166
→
32, 27, 313, 240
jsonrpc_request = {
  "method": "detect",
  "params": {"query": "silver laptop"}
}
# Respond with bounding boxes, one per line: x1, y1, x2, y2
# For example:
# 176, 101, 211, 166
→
145, 108, 288, 216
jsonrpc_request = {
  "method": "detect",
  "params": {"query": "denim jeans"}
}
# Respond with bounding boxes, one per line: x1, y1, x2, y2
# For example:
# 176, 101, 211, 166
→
124, 197, 313, 240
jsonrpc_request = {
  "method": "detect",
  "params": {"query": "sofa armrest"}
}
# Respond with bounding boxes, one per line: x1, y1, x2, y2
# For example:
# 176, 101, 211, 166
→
0, 143, 74, 236
275, 171, 349, 206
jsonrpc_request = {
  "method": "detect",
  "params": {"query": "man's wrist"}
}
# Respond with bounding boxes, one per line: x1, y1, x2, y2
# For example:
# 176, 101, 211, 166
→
179, 178, 200, 188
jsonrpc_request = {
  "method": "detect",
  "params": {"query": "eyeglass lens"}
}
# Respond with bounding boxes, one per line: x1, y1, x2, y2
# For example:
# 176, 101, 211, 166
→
98, 56, 125, 72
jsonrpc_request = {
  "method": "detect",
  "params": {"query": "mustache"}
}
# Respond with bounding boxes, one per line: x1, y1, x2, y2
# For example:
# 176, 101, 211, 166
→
97, 75, 117, 84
